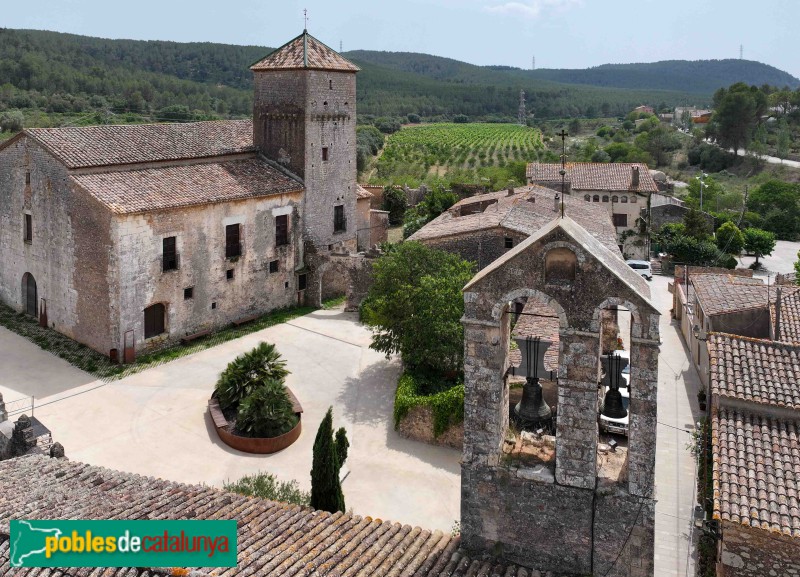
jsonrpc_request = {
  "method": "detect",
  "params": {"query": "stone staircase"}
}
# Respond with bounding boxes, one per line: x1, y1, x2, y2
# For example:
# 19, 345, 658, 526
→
650, 259, 663, 276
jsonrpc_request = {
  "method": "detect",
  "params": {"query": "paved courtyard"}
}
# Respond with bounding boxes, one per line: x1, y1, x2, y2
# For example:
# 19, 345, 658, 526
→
0, 309, 461, 532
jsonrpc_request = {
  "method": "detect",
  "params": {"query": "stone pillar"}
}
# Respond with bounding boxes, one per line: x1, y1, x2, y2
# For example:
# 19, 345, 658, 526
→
556, 330, 600, 489
628, 339, 659, 498
12, 414, 36, 456
49, 442, 66, 459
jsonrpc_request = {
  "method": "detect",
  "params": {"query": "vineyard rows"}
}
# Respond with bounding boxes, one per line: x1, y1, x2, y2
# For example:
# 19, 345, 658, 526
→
374, 123, 543, 183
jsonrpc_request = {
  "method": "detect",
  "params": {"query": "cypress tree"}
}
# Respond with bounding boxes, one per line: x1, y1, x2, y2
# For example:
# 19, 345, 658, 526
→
310, 407, 349, 513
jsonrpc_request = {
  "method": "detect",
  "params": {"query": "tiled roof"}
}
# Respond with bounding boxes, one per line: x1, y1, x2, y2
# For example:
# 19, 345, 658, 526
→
708, 333, 800, 409
72, 158, 302, 214
712, 407, 800, 537
774, 288, 800, 344
408, 185, 619, 251
356, 184, 373, 200
27, 120, 254, 169
0, 455, 531, 576
691, 274, 773, 316
251, 31, 360, 72
525, 163, 658, 194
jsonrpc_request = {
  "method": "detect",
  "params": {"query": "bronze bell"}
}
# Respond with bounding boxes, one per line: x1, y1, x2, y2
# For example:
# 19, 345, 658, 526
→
515, 376, 552, 426
601, 387, 628, 419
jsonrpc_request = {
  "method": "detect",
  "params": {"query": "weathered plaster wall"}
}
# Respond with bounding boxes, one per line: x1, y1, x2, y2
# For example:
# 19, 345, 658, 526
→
113, 193, 303, 352
720, 521, 800, 576
0, 137, 113, 353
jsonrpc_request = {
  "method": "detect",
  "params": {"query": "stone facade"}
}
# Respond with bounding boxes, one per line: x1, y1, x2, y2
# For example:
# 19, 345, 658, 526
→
460, 217, 660, 576
253, 68, 358, 253
719, 521, 800, 576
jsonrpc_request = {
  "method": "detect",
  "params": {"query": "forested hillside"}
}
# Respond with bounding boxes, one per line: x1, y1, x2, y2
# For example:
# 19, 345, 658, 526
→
0, 28, 796, 126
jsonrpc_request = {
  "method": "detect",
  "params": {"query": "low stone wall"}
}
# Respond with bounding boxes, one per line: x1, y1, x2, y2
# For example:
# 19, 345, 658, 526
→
397, 405, 463, 450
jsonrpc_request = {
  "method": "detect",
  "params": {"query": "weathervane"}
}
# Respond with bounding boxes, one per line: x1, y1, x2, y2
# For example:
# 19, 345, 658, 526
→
303, 8, 309, 31
557, 129, 568, 218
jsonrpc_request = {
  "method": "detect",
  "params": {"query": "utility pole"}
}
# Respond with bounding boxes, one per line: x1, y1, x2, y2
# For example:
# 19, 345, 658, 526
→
740, 44, 743, 60
518, 90, 527, 126
532, 55, 536, 70
557, 129, 568, 218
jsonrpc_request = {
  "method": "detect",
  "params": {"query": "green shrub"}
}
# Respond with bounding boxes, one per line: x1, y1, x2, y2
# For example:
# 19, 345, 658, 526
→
394, 371, 465, 437
214, 342, 289, 410
382, 185, 408, 225
224, 471, 309, 506
235, 379, 298, 438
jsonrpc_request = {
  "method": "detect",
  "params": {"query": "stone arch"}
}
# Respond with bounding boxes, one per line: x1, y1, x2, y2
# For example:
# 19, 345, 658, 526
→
21, 272, 37, 317
491, 287, 568, 329
591, 297, 643, 339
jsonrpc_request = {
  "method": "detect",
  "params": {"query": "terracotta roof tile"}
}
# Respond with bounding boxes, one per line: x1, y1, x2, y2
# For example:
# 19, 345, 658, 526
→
691, 274, 774, 316
408, 185, 619, 252
708, 333, 800, 409
356, 184, 373, 200
251, 31, 359, 72
526, 162, 658, 194
773, 288, 800, 345
27, 120, 254, 169
712, 407, 800, 537
0, 455, 532, 576
72, 158, 302, 214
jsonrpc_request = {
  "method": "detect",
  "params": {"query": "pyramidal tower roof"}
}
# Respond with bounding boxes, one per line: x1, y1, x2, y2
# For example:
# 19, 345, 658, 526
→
251, 30, 360, 72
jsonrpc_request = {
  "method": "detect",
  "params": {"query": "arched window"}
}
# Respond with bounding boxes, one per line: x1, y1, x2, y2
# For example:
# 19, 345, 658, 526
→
545, 247, 577, 285
144, 303, 166, 339
612, 195, 619, 203
584, 194, 591, 202
631, 195, 638, 203
621, 196, 628, 203
21, 272, 37, 317
593, 195, 600, 202
602, 195, 609, 202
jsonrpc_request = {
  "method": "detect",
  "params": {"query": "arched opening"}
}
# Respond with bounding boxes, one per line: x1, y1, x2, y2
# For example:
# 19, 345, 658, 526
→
144, 303, 166, 338
612, 195, 619, 203
584, 194, 591, 202
21, 273, 37, 317
602, 195, 609, 202
593, 195, 600, 202
621, 196, 628, 203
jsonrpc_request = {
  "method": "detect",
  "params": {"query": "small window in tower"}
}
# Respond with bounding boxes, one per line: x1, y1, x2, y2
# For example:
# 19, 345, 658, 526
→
184, 287, 194, 300
211, 302, 217, 310
329, 79, 333, 90
162, 236, 178, 271
269, 260, 279, 273
275, 214, 289, 246
25, 172, 31, 185
226, 269, 234, 280
24, 214, 32, 243
504, 236, 514, 249
322, 147, 329, 161
334, 205, 346, 232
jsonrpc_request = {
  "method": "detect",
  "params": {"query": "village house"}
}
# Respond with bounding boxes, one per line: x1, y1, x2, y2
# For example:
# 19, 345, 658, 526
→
707, 333, 800, 576
407, 184, 619, 269
525, 162, 659, 259
0, 30, 373, 359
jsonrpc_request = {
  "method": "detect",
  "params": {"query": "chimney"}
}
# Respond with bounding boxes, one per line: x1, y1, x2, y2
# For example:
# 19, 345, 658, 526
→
554, 194, 560, 213
775, 287, 783, 340
507, 185, 515, 196
631, 166, 640, 188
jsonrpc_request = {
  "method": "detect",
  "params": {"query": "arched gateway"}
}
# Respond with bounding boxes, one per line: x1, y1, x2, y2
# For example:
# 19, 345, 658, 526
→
460, 217, 660, 576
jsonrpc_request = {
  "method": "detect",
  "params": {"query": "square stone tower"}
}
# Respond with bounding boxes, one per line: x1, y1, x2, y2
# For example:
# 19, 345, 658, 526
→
251, 31, 359, 252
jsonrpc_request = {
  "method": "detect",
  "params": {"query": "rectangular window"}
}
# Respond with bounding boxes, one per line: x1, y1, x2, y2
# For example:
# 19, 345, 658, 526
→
612, 213, 628, 227
504, 236, 513, 249
322, 147, 329, 161
144, 304, 165, 339
162, 236, 177, 271
225, 223, 241, 258
226, 269, 234, 280
24, 214, 32, 243
183, 287, 193, 300
275, 214, 289, 246
269, 260, 279, 273
298, 274, 307, 291
334, 205, 346, 232
25, 172, 30, 185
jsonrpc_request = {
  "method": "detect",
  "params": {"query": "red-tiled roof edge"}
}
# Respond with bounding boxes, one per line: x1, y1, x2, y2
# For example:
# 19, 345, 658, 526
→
250, 30, 360, 72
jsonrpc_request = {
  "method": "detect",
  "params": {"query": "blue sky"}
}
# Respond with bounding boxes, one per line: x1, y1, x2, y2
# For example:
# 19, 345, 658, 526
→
4, 0, 799, 79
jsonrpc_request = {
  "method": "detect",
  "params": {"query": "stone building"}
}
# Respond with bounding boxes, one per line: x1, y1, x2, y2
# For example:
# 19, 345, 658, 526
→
459, 216, 660, 576
407, 184, 619, 270
526, 162, 659, 258
708, 333, 800, 576
0, 30, 361, 358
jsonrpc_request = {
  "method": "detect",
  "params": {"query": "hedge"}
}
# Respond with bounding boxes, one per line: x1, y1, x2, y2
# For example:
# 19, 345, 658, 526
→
393, 371, 465, 437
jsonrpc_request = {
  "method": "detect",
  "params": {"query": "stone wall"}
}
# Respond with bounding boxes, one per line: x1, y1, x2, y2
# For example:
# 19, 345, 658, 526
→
422, 228, 528, 271
0, 137, 114, 354
720, 521, 800, 576
113, 193, 304, 354
368, 209, 389, 247
397, 405, 463, 450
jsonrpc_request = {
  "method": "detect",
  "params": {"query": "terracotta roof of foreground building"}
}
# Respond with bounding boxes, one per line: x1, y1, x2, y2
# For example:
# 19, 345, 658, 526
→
708, 333, 800, 409
712, 406, 800, 537
407, 185, 619, 251
0, 455, 532, 576
24, 120, 255, 169
251, 30, 360, 72
72, 158, 302, 214
773, 287, 800, 345
691, 274, 774, 316
525, 162, 658, 193
355, 184, 373, 200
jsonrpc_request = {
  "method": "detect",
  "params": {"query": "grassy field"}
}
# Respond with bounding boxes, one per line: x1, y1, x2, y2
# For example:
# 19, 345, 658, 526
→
370, 123, 546, 187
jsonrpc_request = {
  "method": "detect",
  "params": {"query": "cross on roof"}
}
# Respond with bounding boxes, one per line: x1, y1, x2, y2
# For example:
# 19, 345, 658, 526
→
304, 8, 309, 31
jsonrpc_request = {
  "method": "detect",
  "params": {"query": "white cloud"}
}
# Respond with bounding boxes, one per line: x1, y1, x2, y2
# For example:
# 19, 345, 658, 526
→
485, 0, 580, 19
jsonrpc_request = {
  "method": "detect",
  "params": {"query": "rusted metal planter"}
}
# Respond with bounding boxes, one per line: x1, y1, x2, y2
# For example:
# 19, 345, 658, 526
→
208, 392, 302, 454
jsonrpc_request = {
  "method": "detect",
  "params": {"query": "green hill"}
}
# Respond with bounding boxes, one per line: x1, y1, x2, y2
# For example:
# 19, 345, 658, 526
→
0, 28, 796, 124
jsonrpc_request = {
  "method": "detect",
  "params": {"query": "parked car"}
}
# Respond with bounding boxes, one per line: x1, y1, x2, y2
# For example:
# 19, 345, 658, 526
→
626, 260, 652, 281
